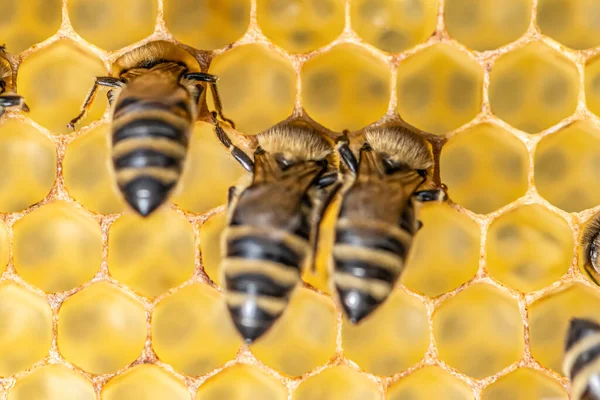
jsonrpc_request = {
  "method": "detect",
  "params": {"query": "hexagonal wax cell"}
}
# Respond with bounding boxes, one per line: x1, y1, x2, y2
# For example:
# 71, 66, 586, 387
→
445, 0, 532, 51
0, 119, 56, 212
164, 0, 250, 50
208, 44, 296, 135
0, 221, 7, 274
0, 282, 52, 377
152, 283, 241, 376
302, 43, 391, 132
13, 201, 102, 293
396, 43, 483, 135
257, 0, 345, 53
58, 282, 147, 375
174, 122, 246, 214
199, 211, 226, 286
537, 0, 600, 50
403, 203, 480, 297
108, 208, 195, 298
63, 123, 125, 214
0, 0, 62, 52
195, 364, 287, 400
8, 365, 95, 400
433, 284, 523, 378
293, 366, 380, 400
68, 0, 157, 50
18, 39, 108, 134
387, 366, 474, 400
586, 56, 600, 118
342, 288, 429, 376
101, 364, 189, 400
441, 123, 529, 214
481, 367, 568, 400
251, 287, 337, 377
536, 121, 600, 212
489, 41, 579, 133
529, 283, 600, 374
351, 0, 438, 53
486, 204, 573, 293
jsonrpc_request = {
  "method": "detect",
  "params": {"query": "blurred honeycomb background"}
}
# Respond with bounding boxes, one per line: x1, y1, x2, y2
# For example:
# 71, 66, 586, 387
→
1, 0, 600, 398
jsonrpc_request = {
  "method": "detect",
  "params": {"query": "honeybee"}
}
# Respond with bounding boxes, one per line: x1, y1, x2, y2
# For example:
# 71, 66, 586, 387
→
213, 119, 339, 343
331, 125, 445, 323
0, 46, 29, 117
564, 318, 600, 399
581, 213, 600, 285
69, 41, 233, 216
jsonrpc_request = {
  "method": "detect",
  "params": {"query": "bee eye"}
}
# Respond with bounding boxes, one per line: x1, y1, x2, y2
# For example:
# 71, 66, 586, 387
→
383, 158, 404, 174
417, 169, 427, 178
592, 244, 600, 272
275, 154, 294, 170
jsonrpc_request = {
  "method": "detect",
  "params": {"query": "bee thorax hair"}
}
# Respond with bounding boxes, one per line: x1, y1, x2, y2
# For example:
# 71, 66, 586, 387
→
257, 124, 333, 162
112, 41, 200, 76
363, 125, 433, 170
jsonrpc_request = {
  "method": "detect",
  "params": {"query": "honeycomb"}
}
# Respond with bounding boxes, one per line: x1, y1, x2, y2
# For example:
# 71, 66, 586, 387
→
0, 0, 598, 398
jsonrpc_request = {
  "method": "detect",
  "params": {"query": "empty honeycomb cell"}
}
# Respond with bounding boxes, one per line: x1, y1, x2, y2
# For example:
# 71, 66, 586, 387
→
257, 0, 344, 53
441, 123, 529, 214
0, 222, 7, 274
58, 282, 147, 375
101, 364, 189, 400
195, 364, 288, 400
302, 44, 390, 132
481, 367, 568, 400
433, 284, 523, 378
396, 44, 483, 135
530, 283, 600, 374
8, 364, 95, 400
63, 124, 125, 214
199, 211, 226, 285
351, 0, 438, 53
0, 119, 56, 212
387, 366, 474, 400
13, 201, 102, 293
489, 41, 579, 133
293, 366, 380, 400
251, 287, 336, 376
174, 122, 245, 213
586, 56, 600, 117
18, 39, 108, 134
342, 289, 429, 376
208, 44, 296, 135
0, 0, 61, 53
536, 121, 600, 212
486, 205, 573, 292
445, 0, 532, 51
108, 208, 195, 298
0, 282, 52, 377
68, 0, 157, 50
152, 283, 241, 376
402, 203, 480, 297
538, 0, 600, 49
164, 0, 250, 50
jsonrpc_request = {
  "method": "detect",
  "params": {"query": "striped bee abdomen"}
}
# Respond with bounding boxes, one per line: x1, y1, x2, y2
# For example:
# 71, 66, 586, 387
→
111, 102, 190, 216
564, 318, 600, 400
222, 230, 306, 343
333, 218, 411, 324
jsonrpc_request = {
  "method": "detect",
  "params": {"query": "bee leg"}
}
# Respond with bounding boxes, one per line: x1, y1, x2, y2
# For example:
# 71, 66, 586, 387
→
414, 189, 447, 203
68, 76, 122, 130
183, 72, 236, 129
211, 111, 254, 172
227, 186, 237, 208
336, 131, 358, 175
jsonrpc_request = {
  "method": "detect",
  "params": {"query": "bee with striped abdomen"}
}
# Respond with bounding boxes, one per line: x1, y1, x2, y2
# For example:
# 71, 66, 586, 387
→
0, 46, 29, 117
331, 125, 445, 323
581, 213, 600, 285
69, 41, 233, 216
214, 120, 339, 343
564, 318, 600, 399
